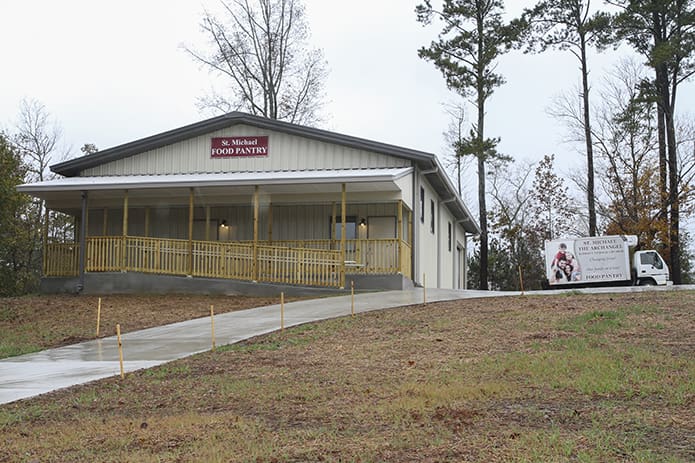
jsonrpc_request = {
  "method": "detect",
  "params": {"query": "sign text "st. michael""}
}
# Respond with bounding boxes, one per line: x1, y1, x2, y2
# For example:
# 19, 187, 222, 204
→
210, 136, 269, 158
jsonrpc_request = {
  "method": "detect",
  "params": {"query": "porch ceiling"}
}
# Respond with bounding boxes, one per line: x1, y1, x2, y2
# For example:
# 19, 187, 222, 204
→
19, 168, 412, 213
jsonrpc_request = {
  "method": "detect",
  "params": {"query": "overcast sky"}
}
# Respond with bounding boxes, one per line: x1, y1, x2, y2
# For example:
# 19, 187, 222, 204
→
1, 0, 693, 204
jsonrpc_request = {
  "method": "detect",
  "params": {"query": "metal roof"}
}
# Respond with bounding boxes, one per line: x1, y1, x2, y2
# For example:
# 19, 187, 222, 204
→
18, 168, 413, 192
50, 112, 434, 178
43, 112, 480, 234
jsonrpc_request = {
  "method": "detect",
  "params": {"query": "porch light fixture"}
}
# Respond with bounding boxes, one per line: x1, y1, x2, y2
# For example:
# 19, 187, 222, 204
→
220, 220, 228, 228
359, 218, 366, 227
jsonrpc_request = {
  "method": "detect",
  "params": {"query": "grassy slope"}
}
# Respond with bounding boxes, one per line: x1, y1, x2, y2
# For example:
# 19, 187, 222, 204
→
1, 291, 693, 462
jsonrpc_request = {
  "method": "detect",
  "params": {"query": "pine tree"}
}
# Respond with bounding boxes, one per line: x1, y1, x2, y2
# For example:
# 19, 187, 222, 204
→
607, 0, 695, 283
417, 0, 517, 289
518, 0, 611, 237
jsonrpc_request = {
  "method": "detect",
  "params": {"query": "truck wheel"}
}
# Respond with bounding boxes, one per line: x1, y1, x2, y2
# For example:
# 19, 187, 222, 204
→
639, 278, 656, 286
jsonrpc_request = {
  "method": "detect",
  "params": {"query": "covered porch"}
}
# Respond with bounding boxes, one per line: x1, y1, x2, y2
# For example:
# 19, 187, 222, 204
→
29, 169, 414, 291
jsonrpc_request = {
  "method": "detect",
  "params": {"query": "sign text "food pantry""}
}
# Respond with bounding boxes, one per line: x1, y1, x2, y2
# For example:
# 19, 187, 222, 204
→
210, 136, 269, 158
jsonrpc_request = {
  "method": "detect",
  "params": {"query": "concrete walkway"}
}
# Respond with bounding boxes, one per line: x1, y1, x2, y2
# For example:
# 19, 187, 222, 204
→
0, 288, 512, 405
3, 284, 688, 405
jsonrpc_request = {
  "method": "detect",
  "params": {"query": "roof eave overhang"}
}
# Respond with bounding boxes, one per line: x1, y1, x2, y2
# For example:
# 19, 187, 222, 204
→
50, 112, 433, 177
46, 111, 480, 233
18, 168, 414, 194
416, 157, 481, 235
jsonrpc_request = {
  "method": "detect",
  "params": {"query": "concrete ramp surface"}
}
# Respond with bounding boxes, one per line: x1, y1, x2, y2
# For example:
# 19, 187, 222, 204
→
2, 288, 506, 405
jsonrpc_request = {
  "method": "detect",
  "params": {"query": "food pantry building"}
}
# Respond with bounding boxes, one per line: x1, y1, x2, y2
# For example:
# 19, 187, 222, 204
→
18, 112, 480, 295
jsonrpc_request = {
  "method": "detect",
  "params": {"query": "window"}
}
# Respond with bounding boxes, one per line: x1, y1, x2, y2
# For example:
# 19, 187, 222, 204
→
448, 222, 452, 251
419, 187, 425, 223
430, 200, 435, 234
640, 251, 663, 269
331, 215, 356, 240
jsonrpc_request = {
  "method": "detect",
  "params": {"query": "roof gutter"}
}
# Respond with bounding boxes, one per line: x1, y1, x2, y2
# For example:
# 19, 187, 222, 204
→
18, 169, 414, 193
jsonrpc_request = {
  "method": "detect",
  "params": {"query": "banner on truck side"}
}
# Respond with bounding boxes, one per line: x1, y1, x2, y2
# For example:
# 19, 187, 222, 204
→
545, 236, 631, 286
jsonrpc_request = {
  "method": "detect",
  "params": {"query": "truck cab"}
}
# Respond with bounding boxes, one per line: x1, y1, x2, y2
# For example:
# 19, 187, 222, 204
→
633, 250, 670, 286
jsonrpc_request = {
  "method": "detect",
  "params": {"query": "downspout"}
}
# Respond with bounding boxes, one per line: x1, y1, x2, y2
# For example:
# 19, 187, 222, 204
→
412, 168, 419, 286
77, 190, 88, 293
452, 218, 457, 289
440, 197, 457, 290
421, 162, 441, 287
455, 223, 471, 290
436, 200, 441, 288
462, 231, 473, 290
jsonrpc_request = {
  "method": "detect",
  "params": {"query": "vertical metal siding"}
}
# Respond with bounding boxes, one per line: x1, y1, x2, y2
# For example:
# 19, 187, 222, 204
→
395, 174, 414, 209
82, 125, 410, 177
417, 176, 439, 286
438, 203, 455, 289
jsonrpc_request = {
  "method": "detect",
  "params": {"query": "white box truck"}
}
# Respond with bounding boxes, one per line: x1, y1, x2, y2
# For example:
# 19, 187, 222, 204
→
544, 235, 670, 288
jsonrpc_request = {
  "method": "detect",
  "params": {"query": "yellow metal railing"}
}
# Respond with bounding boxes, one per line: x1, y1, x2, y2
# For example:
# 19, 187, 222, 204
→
127, 236, 189, 275
192, 241, 254, 280
44, 243, 79, 277
257, 245, 341, 287
251, 239, 408, 275
87, 236, 123, 272
400, 241, 412, 279
45, 236, 411, 287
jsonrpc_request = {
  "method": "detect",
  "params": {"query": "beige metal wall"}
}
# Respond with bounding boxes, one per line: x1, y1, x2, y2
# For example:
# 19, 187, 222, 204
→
395, 173, 414, 210
413, 174, 466, 290
416, 176, 439, 287
437, 201, 456, 289
82, 124, 410, 176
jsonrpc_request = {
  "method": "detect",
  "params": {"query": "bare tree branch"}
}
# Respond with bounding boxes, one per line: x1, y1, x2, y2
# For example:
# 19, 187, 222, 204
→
185, 0, 327, 125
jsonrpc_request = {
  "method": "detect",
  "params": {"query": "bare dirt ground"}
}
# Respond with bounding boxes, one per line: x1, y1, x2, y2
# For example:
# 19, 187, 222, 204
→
1, 291, 693, 462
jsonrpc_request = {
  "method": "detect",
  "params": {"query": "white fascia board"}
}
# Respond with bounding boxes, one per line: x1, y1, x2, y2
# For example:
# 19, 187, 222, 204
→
18, 168, 414, 193
429, 156, 480, 235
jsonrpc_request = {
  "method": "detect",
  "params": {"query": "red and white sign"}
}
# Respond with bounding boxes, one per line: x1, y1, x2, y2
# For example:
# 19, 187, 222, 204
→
210, 136, 269, 158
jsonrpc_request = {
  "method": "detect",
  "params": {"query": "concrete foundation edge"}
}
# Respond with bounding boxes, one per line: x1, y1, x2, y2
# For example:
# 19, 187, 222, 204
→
40, 273, 414, 297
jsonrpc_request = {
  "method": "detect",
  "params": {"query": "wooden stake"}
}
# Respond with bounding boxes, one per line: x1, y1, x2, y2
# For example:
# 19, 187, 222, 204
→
116, 324, 124, 380
280, 292, 285, 333
351, 280, 355, 318
210, 305, 216, 351
96, 297, 101, 337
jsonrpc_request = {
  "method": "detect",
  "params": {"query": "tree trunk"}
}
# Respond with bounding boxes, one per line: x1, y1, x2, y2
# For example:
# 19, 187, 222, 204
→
656, 103, 668, 217
652, 5, 680, 283
478, 154, 488, 290
477, 12, 488, 291
580, 34, 596, 236
665, 97, 680, 284
457, 156, 462, 197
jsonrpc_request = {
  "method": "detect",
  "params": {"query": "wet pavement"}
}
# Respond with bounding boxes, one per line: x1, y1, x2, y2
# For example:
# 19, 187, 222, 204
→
1, 288, 509, 405
2, 285, 688, 405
